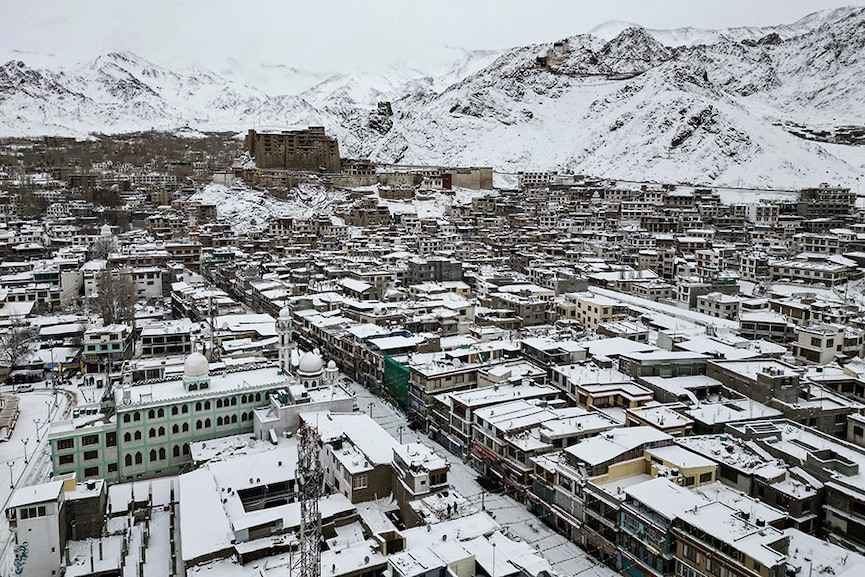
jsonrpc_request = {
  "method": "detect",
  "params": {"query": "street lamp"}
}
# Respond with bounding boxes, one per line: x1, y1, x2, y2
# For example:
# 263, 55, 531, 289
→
367, 403, 374, 418
397, 425, 404, 444
492, 541, 497, 577
33, 418, 40, 441
7, 461, 14, 489
21, 438, 29, 464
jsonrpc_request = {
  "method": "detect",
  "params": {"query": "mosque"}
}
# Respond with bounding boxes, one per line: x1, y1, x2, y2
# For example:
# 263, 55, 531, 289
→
48, 306, 356, 483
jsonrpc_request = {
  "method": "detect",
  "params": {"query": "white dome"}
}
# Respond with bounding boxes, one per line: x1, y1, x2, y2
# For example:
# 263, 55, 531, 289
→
298, 351, 324, 375
184, 352, 209, 379
278, 306, 291, 320
100, 223, 112, 236
327, 360, 337, 370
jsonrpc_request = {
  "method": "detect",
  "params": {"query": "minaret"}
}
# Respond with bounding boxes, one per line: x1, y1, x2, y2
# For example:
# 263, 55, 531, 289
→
277, 306, 293, 375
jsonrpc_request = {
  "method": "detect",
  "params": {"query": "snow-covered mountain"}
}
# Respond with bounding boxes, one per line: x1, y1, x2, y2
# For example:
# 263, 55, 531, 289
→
2, 8, 865, 188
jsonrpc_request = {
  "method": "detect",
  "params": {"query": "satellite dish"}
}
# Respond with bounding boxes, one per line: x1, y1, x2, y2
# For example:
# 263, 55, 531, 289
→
452, 358, 462, 368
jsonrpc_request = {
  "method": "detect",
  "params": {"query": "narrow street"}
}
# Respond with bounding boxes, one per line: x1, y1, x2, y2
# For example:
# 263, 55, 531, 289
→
345, 379, 617, 577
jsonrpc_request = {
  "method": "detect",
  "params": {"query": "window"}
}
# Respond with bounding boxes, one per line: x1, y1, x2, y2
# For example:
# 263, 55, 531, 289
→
82, 434, 99, 446
172, 424, 179, 434
123, 414, 131, 423
106, 432, 116, 447
216, 399, 223, 409
133, 412, 141, 422
149, 429, 156, 438
158, 447, 166, 460
134, 452, 143, 465
173, 445, 180, 458
699, 472, 713, 484
182, 405, 189, 414
195, 402, 202, 412
682, 543, 698, 562
59, 454, 74, 465
148, 409, 155, 419
158, 426, 165, 436
706, 558, 722, 577
182, 422, 189, 432
19, 505, 47, 520
84, 466, 99, 477
204, 401, 211, 410
107, 463, 118, 473
855, 426, 864, 438
171, 406, 178, 416
149, 450, 157, 461
230, 397, 237, 406
134, 431, 142, 441
217, 416, 223, 427
125, 454, 133, 467
83, 450, 98, 461
204, 418, 211, 428
196, 420, 202, 430
57, 439, 74, 451
157, 408, 165, 418
183, 443, 190, 455
353, 474, 368, 489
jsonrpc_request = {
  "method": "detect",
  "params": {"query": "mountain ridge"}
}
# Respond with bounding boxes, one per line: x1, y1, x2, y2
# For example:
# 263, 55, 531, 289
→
1, 7, 864, 188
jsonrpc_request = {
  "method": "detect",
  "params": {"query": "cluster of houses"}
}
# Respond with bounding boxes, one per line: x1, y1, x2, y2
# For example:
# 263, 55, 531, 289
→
2, 134, 865, 576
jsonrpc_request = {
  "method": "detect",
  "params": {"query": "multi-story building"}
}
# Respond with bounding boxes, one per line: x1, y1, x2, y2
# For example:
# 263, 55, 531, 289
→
245, 127, 341, 172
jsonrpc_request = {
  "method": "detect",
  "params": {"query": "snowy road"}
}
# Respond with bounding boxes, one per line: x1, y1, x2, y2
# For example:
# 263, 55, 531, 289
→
346, 379, 617, 577
0, 385, 72, 575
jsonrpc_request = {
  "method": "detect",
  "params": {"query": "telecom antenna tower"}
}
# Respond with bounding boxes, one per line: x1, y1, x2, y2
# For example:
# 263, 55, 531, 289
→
295, 422, 323, 577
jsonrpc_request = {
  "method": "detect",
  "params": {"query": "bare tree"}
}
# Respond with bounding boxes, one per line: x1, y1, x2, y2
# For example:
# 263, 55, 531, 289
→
0, 321, 38, 370
90, 235, 118, 260
96, 270, 137, 325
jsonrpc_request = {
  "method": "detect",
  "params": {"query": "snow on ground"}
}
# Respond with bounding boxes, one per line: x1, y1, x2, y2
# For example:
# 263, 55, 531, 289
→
189, 182, 348, 235
0, 385, 71, 574
373, 185, 493, 220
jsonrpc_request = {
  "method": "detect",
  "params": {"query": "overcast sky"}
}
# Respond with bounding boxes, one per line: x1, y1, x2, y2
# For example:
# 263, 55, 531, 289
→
3, 0, 864, 71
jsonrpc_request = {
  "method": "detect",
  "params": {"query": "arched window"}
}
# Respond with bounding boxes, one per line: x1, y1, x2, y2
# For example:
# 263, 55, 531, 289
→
231, 397, 237, 406
182, 443, 190, 455
149, 428, 156, 438
171, 406, 178, 416
173, 445, 180, 458
241, 412, 247, 422
182, 422, 189, 432
241, 394, 247, 404
195, 402, 202, 412
204, 418, 211, 428
195, 420, 202, 430
135, 452, 143, 465
204, 401, 211, 410
157, 408, 165, 418
158, 447, 166, 460
124, 432, 131, 442
149, 449, 157, 462
134, 431, 142, 441
158, 426, 165, 436
216, 399, 223, 409
254, 393, 261, 402
125, 454, 132, 467
148, 409, 155, 419
216, 416, 223, 427
123, 414, 131, 423
172, 424, 179, 435
182, 405, 189, 414
133, 412, 141, 422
